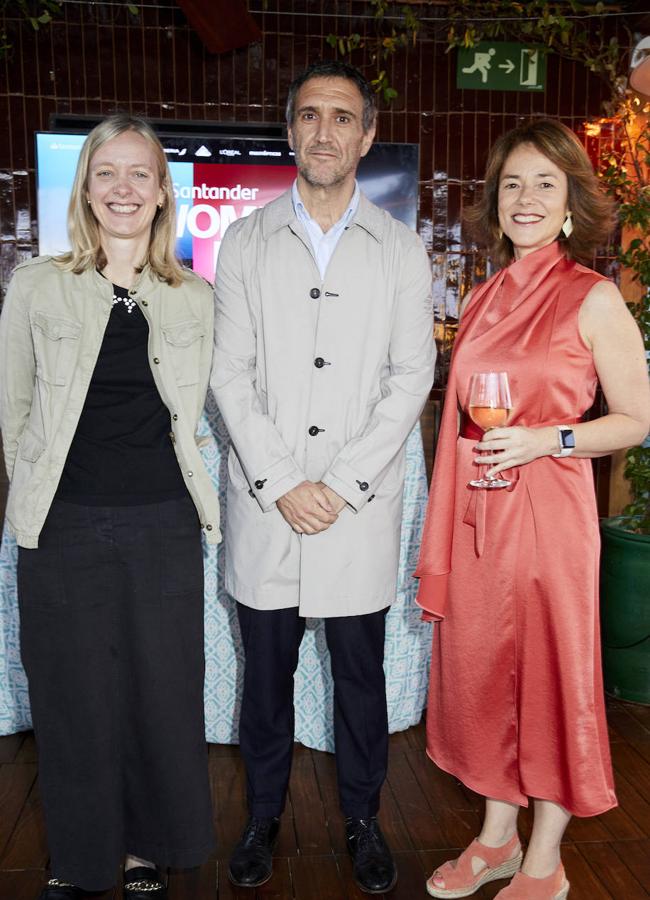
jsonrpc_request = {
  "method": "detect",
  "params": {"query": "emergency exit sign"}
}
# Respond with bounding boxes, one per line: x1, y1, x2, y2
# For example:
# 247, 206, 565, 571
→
456, 42, 546, 92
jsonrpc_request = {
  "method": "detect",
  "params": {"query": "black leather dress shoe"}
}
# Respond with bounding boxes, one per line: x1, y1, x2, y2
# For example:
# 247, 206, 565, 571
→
38, 878, 85, 899
123, 866, 168, 898
345, 817, 397, 894
228, 816, 280, 887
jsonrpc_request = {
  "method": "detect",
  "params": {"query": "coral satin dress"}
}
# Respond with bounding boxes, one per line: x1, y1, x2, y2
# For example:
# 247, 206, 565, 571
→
415, 242, 617, 817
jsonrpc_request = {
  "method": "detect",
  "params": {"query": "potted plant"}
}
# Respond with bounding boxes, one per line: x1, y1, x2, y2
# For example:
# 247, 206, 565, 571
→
598, 98, 650, 704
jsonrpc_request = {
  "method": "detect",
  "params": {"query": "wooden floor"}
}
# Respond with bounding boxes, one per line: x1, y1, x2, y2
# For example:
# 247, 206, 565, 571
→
1, 698, 649, 899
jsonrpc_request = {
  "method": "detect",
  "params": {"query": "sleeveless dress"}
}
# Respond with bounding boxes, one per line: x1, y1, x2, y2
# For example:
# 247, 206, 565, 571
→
415, 241, 617, 817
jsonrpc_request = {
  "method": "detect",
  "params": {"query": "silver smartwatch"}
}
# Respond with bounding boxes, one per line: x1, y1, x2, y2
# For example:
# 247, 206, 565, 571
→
552, 426, 575, 458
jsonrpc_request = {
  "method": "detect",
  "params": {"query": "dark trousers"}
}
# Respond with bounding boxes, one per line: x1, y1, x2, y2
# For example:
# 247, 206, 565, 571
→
17, 497, 215, 892
236, 603, 389, 819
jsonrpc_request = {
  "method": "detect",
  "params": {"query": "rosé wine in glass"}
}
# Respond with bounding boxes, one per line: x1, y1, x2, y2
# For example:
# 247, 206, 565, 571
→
467, 372, 512, 489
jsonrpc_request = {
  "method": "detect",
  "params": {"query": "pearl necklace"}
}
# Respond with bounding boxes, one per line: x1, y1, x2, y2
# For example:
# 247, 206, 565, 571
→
112, 292, 137, 314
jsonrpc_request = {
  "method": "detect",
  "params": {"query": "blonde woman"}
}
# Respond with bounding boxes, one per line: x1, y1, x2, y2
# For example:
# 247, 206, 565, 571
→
0, 115, 220, 900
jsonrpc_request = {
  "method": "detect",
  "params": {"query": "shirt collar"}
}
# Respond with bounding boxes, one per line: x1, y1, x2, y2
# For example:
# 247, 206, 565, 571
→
291, 179, 360, 231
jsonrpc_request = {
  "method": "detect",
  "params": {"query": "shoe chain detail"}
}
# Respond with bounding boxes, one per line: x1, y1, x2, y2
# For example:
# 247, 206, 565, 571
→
46, 880, 75, 889
124, 880, 165, 892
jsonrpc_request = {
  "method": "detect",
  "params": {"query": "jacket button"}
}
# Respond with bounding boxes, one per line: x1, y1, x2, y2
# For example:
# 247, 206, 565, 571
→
206, 524, 213, 531
309, 288, 321, 299
153, 357, 160, 364
367, 494, 375, 502
128, 289, 136, 297
314, 357, 325, 368
308, 425, 320, 436
187, 471, 193, 477
248, 488, 255, 497
172, 413, 178, 421
357, 481, 369, 491
141, 299, 148, 306
254, 479, 266, 490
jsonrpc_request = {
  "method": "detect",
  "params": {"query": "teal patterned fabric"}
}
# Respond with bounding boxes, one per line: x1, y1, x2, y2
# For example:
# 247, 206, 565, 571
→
0, 398, 432, 749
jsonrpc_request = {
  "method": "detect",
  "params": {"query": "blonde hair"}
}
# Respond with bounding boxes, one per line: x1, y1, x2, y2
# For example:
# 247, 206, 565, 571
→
55, 114, 186, 286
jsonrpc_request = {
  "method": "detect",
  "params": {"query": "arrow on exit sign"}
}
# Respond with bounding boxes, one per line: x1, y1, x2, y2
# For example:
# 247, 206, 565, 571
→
457, 42, 546, 92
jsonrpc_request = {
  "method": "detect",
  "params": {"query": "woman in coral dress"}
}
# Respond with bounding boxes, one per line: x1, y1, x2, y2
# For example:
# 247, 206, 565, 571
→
416, 120, 650, 899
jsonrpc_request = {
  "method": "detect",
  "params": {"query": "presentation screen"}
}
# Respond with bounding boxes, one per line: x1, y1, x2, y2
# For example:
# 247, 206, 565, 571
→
36, 132, 419, 282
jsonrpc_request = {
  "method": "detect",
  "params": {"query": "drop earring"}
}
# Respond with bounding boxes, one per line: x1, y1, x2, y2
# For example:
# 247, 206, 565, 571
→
562, 211, 573, 238
498, 228, 504, 240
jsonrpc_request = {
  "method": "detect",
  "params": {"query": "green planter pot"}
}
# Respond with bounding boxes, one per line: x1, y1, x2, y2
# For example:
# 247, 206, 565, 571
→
600, 516, 650, 705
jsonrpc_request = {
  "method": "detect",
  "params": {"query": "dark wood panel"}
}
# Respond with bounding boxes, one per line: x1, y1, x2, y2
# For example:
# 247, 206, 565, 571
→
289, 855, 344, 900
0, 733, 25, 764
614, 839, 650, 894
598, 771, 649, 840
0, 700, 649, 898
577, 841, 648, 899
168, 860, 216, 899
0, 776, 47, 869
0, 764, 36, 858
561, 843, 615, 899
385, 748, 447, 851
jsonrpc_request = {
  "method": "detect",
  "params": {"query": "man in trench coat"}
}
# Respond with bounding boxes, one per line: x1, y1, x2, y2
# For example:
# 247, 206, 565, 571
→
211, 60, 435, 893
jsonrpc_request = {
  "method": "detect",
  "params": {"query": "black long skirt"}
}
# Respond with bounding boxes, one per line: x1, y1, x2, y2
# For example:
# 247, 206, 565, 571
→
17, 496, 215, 891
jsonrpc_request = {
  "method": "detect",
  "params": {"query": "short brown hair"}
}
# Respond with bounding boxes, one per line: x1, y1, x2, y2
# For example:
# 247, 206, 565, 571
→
465, 119, 617, 269
55, 114, 186, 286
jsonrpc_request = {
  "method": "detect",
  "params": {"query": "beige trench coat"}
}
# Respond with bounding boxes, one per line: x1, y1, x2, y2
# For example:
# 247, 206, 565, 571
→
211, 189, 435, 616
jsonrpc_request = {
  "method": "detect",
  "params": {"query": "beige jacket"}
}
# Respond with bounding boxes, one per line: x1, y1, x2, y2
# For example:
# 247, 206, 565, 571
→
211, 190, 435, 617
0, 257, 221, 548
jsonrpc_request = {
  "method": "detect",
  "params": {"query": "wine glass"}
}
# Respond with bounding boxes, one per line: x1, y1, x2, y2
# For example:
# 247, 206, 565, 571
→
467, 371, 512, 489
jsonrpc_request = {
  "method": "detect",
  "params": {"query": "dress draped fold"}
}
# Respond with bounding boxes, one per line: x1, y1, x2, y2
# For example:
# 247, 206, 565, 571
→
414, 242, 617, 817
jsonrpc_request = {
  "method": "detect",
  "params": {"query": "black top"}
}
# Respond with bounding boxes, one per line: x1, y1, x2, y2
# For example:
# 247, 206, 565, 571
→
55, 283, 188, 506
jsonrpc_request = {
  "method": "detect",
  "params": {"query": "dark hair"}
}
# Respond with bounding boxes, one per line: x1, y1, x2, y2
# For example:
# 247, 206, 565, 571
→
465, 119, 617, 268
285, 61, 377, 133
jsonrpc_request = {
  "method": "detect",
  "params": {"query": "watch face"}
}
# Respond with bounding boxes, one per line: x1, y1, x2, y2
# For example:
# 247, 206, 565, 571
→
562, 429, 576, 449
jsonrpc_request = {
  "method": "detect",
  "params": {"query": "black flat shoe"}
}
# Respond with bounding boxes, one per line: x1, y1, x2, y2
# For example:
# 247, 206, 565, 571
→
38, 878, 85, 899
123, 866, 168, 898
228, 816, 280, 887
345, 817, 398, 894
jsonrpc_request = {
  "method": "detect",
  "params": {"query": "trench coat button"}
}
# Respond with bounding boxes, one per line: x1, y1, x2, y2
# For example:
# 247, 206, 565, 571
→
153, 357, 160, 364
314, 357, 325, 368
309, 287, 321, 299
141, 299, 148, 306
169, 431, 175, 444
308, 425, 320, 436
357, 480, 369, 491
187, 471, 193, 477
248, 488, 255, 497
128, 289, 136, 297
367, 494, 375, 502
254, 479, 266, 490
172, 413, 178, 421
206, 524, 213, 531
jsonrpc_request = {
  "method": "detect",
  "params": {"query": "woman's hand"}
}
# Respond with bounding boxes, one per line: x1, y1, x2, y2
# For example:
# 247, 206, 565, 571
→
474, 425, 557, 479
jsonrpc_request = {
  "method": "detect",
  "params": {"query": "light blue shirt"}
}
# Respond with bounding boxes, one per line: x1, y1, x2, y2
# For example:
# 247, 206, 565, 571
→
292, 180, 360, 279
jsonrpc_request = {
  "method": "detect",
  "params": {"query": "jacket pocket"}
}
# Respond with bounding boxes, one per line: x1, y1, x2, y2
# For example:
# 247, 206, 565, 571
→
31, 311, 82, 386
18, 427, 45, 463
162, 319, 204, 386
